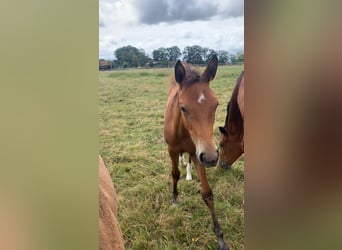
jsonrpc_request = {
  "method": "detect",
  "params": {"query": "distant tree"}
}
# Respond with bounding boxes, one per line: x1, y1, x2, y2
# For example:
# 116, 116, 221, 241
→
152, 47, 168, 66
230, 51, 244, 64
112, 60, 119, 69
161, 57, 168, 67
217, 50, 230, 64
138, 49, 149, 66
114, 45, 150, 68
166, 46, 181, 61
230, 54, 236, 64
148, 59, 154, 68
235, 51, 244, 63
122, 61, 129, 69
131, 54, 139, 67
183, 45, 206, 64
152, 47, 167, 62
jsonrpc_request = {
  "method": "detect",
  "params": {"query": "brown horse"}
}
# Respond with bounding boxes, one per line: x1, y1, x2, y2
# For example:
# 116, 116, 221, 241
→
99, 155, 125, 250
164, 56, 229, 250
218, 71, 244, 169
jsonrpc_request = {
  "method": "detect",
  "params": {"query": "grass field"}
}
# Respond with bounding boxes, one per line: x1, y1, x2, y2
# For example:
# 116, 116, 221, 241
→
99, 64, 244, 249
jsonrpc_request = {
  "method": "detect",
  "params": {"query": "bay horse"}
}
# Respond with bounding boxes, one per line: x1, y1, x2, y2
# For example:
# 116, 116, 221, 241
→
164, 55, 229, 250
99, 155, 125, 250
218, 71, 244, 169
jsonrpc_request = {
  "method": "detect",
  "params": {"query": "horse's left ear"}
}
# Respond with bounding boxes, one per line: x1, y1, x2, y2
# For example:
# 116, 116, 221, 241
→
175, 60, 186, 85
202, 55, 218, 82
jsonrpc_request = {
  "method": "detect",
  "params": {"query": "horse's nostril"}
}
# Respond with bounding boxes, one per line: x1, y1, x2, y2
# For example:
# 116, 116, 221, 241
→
199, 152, 205, 162
199, 152, 218, 167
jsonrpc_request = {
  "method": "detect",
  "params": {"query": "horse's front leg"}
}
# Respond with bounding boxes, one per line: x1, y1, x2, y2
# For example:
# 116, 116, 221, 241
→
169, 149, 180, 204
192, 156, 229, 250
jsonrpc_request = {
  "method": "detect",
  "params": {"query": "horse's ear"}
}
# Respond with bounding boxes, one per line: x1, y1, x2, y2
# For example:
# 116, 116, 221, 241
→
219, 126, 227, 135
226, 102, 230, 113
202, 55, 218, 82
175, 60, 185, 85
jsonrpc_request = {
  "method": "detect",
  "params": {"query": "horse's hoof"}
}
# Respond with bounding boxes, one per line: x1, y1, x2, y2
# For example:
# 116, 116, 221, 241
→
218, 241, 229, 250
171, 199, 179, 207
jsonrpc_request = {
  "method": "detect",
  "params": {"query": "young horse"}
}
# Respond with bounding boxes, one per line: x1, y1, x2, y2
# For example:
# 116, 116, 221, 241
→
218, 71, 244, 169
164, 56, 229, 250
99, 155, 125, 250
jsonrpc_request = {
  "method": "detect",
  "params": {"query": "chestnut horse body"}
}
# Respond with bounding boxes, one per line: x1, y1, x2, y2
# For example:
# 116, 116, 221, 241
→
219, 71, 244, 169
99, 156, 125, 250
164, 56, 229, 250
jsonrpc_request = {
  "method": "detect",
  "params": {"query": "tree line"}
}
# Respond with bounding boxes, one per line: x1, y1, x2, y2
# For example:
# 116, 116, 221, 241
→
99, 45, 243, 70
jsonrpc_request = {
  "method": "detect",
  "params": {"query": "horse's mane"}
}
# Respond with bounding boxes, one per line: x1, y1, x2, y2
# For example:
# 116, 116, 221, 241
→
169, 63, 201, 89
224, 71, 244, 134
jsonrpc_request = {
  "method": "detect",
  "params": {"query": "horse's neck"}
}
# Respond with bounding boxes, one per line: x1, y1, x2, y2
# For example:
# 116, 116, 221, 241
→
228, 122, 243, 136
228, 104, 244, 136
237, 77, 244, 119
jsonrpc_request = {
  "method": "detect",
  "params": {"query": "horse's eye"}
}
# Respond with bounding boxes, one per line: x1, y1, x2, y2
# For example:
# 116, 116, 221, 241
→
180, 106, 187, 113
219, 126, 227, 135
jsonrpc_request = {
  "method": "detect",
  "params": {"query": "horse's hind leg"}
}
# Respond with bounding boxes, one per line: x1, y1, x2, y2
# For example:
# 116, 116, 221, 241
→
192, 156, 229, 250
179, 153, 192, 180
169, 149, 180, 204
186, 157, 192, 181
179, 153, 186, 167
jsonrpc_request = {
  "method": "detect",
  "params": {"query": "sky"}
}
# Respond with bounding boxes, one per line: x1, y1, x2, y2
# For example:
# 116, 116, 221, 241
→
99, 0, 244, 60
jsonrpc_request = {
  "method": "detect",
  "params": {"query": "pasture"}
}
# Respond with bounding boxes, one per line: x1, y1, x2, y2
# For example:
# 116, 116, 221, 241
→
99, 64, 244, 249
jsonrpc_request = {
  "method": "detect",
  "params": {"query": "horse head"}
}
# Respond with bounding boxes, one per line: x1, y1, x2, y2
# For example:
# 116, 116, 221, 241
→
174, 56, 219, 167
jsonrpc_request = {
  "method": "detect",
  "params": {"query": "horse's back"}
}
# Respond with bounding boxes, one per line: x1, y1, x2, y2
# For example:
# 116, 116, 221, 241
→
99, 155, 125, 250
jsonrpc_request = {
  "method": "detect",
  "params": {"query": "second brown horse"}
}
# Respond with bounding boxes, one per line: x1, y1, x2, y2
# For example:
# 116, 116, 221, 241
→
219, 71, 244, 169
164, 55, 229, 250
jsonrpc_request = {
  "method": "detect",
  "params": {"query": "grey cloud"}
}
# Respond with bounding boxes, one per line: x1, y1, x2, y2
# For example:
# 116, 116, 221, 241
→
99, 18, 106, 28
131, 0, 169, 24
110, 40, 117, 46
167, 0, 217, 22
183, 31, 193, 39
218, 1, 244, 18
130, 0, 242, 24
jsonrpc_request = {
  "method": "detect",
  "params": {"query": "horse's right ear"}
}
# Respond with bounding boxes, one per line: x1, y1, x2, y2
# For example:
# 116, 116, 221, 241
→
219, 126, 227, 135
175, 60, 185, 85
202, 55, 218, 82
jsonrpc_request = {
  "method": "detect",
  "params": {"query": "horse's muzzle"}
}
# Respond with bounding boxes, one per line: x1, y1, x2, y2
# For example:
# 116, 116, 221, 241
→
218, 160, 231, 170
199, 150, 219, 167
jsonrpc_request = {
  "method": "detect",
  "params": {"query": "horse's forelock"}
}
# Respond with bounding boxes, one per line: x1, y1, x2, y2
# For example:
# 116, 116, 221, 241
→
170, 63, 200, 87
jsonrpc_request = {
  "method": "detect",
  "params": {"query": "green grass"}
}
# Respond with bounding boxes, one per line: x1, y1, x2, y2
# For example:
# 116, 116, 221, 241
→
99, 65, 244, 249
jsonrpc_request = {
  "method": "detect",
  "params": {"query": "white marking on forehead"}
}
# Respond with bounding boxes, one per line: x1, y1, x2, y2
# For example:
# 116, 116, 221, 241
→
197, 93, 205, 104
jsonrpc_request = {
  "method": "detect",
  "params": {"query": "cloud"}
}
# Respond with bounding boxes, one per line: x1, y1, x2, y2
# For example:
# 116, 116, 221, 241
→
99, 17, 106, 28
129, 0, 243, 24
99, 0, 138, 28
216, 0, 244, 18
131, 0, 169, 24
